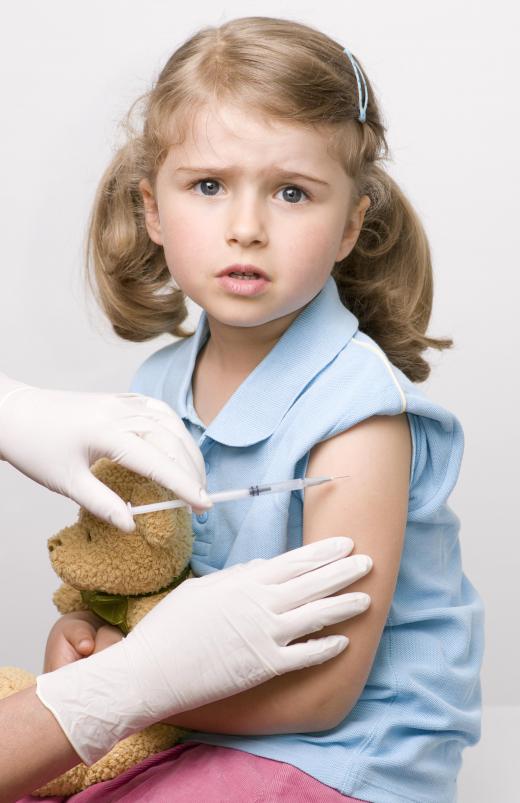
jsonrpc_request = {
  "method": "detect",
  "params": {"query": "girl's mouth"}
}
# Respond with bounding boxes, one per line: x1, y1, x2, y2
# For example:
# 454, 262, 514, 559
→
229, 271, 261, 279
216, 264, 270, 296
216, 271, 270, 297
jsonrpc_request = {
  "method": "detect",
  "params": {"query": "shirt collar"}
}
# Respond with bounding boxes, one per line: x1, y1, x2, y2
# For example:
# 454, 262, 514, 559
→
167, 276, 358, 447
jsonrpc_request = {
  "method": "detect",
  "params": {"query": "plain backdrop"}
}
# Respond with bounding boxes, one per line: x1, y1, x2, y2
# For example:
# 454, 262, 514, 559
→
0, 1, 518, 799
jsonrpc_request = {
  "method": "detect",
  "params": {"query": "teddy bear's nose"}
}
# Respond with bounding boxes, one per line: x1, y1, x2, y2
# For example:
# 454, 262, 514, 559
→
48, 537, 62, 553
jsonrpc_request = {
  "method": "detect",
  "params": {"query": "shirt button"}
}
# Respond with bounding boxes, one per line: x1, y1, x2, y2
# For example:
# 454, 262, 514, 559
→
205, 461, 210, 474
196, 512, 209, 524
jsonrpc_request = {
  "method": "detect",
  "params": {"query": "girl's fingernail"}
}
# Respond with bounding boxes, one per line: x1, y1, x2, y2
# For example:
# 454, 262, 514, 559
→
78, 639, 93, 651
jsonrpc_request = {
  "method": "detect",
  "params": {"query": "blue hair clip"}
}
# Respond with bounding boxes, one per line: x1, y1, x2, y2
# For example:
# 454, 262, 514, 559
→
343, 47, 368, 123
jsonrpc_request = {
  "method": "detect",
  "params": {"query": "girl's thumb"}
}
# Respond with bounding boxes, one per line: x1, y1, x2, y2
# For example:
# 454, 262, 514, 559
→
70, 623, 96, 655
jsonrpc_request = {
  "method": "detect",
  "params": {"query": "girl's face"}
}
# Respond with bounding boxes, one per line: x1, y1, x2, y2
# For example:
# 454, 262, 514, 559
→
141, 103, 369, 334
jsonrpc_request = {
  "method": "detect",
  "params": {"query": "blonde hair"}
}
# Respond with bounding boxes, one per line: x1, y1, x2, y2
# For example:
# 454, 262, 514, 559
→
87, 16, 451, 382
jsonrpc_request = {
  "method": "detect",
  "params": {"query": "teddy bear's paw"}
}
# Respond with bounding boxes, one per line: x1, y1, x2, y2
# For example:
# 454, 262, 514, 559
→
35, 724, 183, 796
0, 666, 36, 699
34, 763, 89, 797
53, 582, 86, 615
82, 723, 184, 786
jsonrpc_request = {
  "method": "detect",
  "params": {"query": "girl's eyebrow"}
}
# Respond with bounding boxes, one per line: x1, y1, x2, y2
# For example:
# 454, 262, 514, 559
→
174, 165, 330, 187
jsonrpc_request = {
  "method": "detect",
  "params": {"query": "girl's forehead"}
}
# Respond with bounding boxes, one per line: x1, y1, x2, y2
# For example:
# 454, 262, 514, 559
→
168, 102, 340, 171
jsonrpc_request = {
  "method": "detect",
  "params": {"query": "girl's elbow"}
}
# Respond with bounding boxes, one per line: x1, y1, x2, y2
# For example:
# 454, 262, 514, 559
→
313, 693, 358, 732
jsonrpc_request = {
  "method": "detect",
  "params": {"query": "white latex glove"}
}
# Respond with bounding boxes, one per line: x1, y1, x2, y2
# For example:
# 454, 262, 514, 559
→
36, 536, 372, 765
0, 372, 210, 532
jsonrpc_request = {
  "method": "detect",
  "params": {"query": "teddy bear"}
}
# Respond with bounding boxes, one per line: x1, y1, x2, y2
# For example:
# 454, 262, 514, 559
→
0, 458, 194, 796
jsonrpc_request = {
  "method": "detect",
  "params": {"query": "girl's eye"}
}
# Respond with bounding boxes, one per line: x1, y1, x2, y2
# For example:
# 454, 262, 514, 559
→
277, 185, 309, 204
191, 178, 221, 196
189, 179, 309, 204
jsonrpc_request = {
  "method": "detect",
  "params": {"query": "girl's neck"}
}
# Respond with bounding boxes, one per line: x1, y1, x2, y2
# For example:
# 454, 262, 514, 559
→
192, 309, 300, 426
203, 310, 300, 376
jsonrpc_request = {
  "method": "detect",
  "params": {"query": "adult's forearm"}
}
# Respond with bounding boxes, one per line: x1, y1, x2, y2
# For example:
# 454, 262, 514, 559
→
0, 685, 80, 802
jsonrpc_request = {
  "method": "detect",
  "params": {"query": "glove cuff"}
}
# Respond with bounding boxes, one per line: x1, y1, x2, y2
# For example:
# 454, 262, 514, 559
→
36, 640, 145, 766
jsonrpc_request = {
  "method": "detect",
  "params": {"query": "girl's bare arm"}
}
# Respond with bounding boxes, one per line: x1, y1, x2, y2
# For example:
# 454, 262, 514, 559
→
165, 413, 410, 734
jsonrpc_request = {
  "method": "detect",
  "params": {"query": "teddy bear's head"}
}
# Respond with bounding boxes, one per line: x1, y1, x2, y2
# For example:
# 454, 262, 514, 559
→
47, 458, 193, 595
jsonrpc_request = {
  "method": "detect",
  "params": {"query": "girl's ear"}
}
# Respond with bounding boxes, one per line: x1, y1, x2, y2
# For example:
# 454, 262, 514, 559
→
139, 178, 163, 245
336, 194, 371, 262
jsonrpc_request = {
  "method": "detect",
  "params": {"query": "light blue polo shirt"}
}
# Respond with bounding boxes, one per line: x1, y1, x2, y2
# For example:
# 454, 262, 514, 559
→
131, 277, 484, 803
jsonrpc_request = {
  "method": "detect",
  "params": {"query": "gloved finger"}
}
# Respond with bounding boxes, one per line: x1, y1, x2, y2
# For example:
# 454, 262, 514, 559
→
116, 394, 176, 418
247, 537, 355, 584
275, 591, 371, 644
138, 425, 205, 487
277, 634, 350, 673
93, 625, 124, 653
142, 409, 206, 481
105, 434, 211, 508
270, 553, 373, 613
116, 395, 206, 481
191, 560, 256, 590
72, 470, 136, 532
101, 415, 201, 482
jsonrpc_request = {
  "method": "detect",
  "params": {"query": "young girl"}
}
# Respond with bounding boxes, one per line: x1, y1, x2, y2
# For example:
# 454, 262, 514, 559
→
37, 16, 483, 803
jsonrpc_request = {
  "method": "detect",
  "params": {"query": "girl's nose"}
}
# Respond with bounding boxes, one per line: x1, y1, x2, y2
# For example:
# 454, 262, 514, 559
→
225, 196, 267, 247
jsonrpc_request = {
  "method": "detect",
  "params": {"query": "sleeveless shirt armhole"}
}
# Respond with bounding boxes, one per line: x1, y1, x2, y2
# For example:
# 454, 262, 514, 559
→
407, 412, 421, 490
349, 339, 463, 521
406, 412, 462, 521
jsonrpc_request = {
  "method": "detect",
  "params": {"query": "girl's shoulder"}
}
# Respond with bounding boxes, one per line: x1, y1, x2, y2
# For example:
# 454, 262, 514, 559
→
322, 328, 459, 433
320, 330, 464, 520
130, 336, 194, 399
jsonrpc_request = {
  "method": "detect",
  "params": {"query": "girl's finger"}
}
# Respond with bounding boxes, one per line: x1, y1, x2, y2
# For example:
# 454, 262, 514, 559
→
93, 625, 124, 653
63, 620, 97, 654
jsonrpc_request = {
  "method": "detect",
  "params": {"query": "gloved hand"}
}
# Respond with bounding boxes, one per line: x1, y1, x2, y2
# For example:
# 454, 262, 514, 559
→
0, 372, 210, 531
36, 536, 372, 765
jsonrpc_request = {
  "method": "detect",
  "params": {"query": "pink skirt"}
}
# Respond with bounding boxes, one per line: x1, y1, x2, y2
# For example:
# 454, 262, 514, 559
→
19, 741, 370, 802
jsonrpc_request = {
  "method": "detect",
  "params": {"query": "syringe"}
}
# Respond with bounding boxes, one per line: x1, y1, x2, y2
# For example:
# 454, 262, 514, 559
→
128, 475, 348, 516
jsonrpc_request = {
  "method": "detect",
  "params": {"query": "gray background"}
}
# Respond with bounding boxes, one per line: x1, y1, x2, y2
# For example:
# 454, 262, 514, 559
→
0, 1, 517, 799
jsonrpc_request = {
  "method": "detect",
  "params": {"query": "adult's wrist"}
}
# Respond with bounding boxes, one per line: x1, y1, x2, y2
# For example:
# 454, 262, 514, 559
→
0, 685, 80, 801
36, 640, 142, 766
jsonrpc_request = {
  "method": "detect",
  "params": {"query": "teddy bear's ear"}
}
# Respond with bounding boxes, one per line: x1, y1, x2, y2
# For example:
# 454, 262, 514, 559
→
128, 476, 179, 548
89, 459, 141, 498
88, 459, 183, 547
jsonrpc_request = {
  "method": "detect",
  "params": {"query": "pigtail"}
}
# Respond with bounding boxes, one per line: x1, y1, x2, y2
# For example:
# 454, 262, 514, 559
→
86, 139, 189, 342
333, 165, 452, 383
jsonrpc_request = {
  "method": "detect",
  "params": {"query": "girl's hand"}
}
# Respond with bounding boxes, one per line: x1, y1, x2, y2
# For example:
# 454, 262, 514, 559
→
0, 372, 211, 532
44, 612, 122, 673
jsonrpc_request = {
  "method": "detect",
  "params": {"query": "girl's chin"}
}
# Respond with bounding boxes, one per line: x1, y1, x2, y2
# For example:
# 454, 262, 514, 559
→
205, 302, 304, 334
